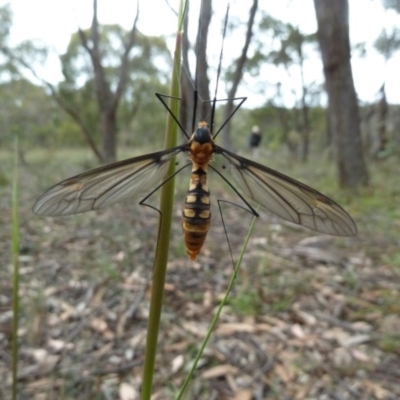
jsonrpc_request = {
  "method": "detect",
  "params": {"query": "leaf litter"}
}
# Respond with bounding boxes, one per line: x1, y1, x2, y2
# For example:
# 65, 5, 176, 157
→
0, 163, 400, 399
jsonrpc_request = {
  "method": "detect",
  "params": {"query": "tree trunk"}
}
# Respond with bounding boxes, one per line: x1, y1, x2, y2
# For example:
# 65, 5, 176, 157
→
298, 45, 310, 162
376, 83, 388, 157
195, 0, 212, 123
313, 0, 368, 188
221, 0, 258, 150
180, 2, 195, 136
102, 111, 117, 162
78, 0, 139, 162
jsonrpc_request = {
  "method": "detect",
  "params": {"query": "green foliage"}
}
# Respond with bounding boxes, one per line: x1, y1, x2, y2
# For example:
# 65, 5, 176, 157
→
119, 78, 170, 148
383, 253, 400, 269
0, 4, 48, 81
247, 105, 288, 145
0, 73, 328, 158
0, 7, 60, 150
383, 0, 400, 13
0, 4, 19, 79
0, 79, 68, 148
0, 3, 11, 43
57, 25, 172, 149
0, 169, 8, 187
254, 15, 317, 69
230, 289, 262, 315
374, 28, 400, 60
228, 103, 328, 154
55, 119, 88, 146
380, 334, 400, 354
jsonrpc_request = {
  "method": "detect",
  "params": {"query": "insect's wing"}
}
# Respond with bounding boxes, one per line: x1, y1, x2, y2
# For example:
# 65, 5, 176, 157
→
213, 145, 357, 236
33, 145, 188, 216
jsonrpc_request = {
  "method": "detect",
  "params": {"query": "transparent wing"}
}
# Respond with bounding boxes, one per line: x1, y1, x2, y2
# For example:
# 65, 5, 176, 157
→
213, 145, 357, 236
33, 145, 188, 216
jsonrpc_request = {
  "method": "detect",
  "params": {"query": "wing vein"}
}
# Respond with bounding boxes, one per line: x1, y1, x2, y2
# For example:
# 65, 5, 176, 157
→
33, 145, 187, 216
213, 145, 357, 236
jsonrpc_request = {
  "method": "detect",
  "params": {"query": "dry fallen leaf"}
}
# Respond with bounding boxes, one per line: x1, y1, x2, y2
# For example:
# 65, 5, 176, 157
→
215, 322, 255, 335
203, 289, 213, 309
59, 300, 76, 321
331, 347, 352, 368
363, 380, 391, 400
229, 388, 253, 400
201, 364, 239, 380
171, 354, 184, 374
91, 317, 108, 332
350, 349, 371, 362
119, 382, 138, 400
274, 363, 292, 384
290, 323, 306, 339
47, 338, 74, 352
182, 321, 208, 337
342, 334, 371, 347
26, 348, 48, 362
114, 251, 125, 261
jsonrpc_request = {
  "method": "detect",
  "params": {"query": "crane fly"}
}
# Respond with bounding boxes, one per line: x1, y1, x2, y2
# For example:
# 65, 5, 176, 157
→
32, 95, 357, 260
32, 9, 357, 260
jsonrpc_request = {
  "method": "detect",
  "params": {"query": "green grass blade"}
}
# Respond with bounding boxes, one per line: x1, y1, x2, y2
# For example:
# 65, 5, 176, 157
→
176, 206, 260, 399
11, 137, 20, 400
141, 1, 187, 399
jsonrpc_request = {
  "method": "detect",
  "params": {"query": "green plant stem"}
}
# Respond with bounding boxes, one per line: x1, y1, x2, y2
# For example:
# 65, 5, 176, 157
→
176, 206, 260, 399
141, 2, 186, 399
12, 137, 20, 400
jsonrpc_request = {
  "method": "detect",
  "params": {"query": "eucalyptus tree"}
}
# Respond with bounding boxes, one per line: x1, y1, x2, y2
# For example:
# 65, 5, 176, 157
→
313, 0, 369, 188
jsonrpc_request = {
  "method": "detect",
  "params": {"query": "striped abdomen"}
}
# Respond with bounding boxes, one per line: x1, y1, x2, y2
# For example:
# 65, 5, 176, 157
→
182, 166, 211, 260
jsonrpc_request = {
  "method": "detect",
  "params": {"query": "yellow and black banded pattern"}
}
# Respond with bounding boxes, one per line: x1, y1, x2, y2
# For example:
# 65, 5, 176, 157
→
182, 166, 211, 260
182, 121, 215, 260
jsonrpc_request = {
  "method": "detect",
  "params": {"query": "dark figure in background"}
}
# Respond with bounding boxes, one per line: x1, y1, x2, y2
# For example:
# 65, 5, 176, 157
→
248, 125, 262, 158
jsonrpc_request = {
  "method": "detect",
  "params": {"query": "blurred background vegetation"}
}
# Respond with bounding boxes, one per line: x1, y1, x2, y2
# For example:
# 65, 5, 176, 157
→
0, 0, 399, 171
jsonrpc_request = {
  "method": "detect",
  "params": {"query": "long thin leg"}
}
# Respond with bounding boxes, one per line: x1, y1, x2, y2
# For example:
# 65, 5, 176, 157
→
217, 198, 257, 269
209, 164, 259, 217
139, 162, 192, 212
155, 93, 189, 139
